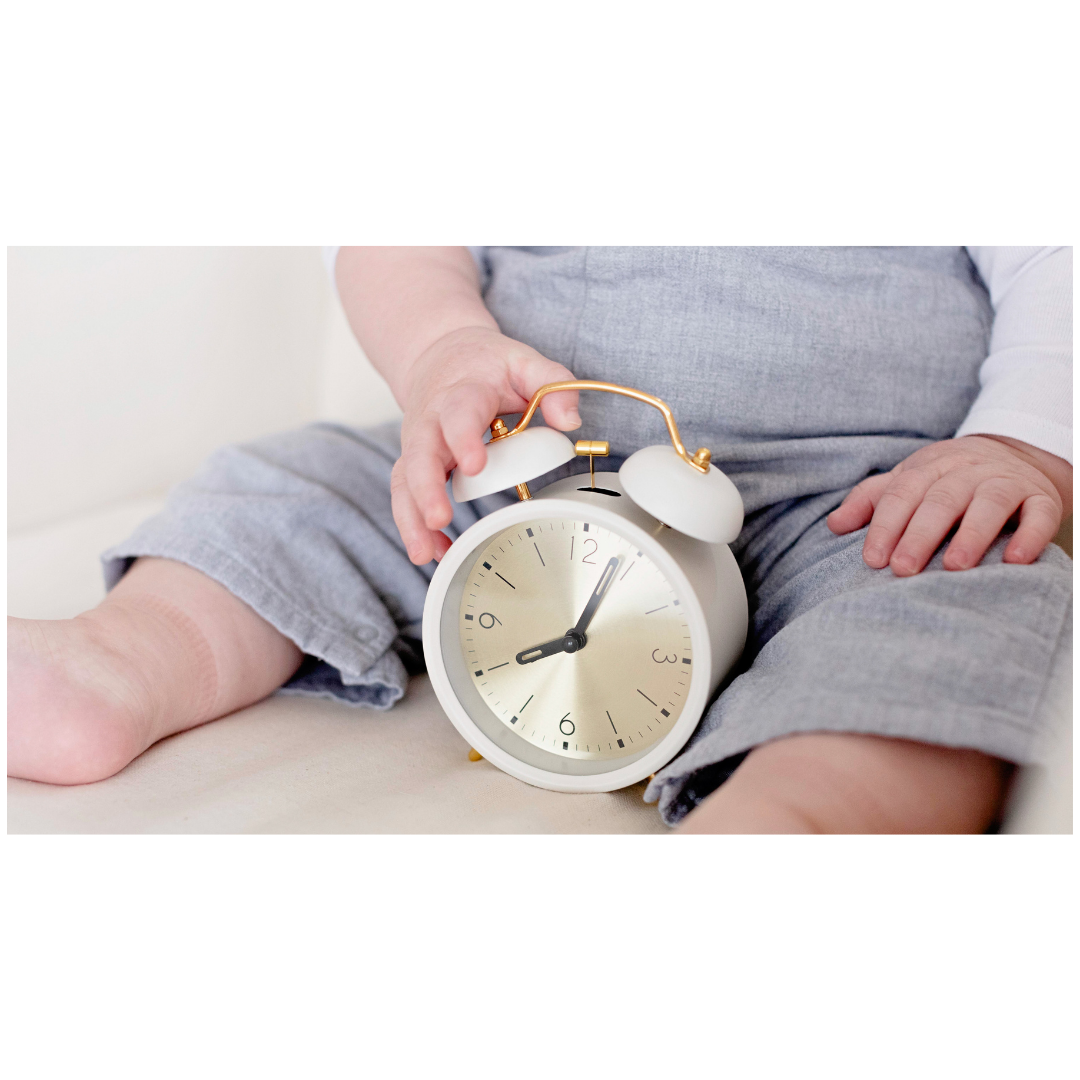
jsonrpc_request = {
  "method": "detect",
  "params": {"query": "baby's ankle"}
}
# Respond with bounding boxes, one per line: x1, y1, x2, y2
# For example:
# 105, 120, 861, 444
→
7, 594, 221, 784
79, 591, 220, 731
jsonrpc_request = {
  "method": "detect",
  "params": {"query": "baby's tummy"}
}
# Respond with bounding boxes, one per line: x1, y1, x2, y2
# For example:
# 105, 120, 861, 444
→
483, 246, 993, 459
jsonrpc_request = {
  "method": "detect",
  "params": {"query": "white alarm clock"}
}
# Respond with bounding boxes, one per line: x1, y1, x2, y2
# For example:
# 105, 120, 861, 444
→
422, 380, 748, 793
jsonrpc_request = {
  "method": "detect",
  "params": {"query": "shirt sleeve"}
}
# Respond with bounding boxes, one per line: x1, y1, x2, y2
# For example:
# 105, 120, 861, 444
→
957, 247, 1072, 463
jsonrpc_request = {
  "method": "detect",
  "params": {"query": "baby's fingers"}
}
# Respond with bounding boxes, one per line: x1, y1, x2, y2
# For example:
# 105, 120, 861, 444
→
538, 386, 581, 432
827, 473, 892, 535
890, 475, 978, 576
942, 479, 1028, 571
391, 459, 452, 565
1002, 494, 1061, 565
862, 469, 937, 569
512, 352, 581, 431
440, 384, 500, 477
402, 420, 455, 532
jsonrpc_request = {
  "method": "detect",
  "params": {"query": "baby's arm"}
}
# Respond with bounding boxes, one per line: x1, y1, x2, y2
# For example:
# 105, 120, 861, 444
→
335, 248, 581, 565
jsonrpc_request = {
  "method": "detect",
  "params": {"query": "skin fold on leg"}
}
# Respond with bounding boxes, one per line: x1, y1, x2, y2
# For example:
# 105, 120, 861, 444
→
7, 557, 303, 785
677, 731, 1011, 834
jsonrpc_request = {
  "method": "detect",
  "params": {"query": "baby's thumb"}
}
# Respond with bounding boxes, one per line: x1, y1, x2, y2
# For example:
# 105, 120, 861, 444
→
517, 354, 581, 432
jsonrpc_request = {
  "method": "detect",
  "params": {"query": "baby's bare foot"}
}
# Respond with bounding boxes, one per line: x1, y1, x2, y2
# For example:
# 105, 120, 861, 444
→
7, 600, 216, 785
9, 558, 303, 785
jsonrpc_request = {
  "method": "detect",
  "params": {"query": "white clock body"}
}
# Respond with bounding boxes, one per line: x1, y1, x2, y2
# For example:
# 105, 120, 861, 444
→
422, 472, 748, 793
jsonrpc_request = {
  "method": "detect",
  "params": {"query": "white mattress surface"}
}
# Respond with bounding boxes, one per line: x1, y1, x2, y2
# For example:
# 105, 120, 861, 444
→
8, 675, 668, 834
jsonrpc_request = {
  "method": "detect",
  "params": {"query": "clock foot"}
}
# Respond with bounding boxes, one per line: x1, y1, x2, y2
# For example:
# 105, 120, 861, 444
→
468, 749, 483, 762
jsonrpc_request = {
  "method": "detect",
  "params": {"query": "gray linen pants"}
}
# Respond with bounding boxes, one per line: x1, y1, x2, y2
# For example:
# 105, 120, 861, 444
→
104, 248, 1072, 825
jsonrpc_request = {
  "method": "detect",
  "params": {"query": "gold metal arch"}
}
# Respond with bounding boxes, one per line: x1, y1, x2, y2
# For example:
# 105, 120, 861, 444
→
490, 380, 712, 474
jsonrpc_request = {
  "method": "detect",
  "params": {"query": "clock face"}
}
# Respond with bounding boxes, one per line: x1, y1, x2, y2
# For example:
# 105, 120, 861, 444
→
458, 516, 693, 762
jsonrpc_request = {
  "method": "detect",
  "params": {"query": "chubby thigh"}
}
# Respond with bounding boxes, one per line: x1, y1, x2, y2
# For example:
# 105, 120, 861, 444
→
678, 731, 1012, 834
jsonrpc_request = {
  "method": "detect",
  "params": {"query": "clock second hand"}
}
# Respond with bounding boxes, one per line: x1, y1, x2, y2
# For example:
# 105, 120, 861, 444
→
515, 556, 621, 665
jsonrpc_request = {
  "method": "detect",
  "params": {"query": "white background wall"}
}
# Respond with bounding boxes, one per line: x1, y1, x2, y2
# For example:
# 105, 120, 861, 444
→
7, 247, 401, 534
7, 247, 402, 619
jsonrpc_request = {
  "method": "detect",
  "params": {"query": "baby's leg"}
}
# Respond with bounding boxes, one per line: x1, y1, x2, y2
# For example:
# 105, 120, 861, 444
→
648, 511, 1070, 834
8, 557, 302, 785
678, 732, 1009, 833
8, 420, 488, 786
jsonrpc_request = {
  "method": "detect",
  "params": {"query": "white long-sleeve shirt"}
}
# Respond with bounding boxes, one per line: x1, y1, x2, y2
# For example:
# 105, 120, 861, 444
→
325, 246, 1073, 464
956, 247, 1071, 463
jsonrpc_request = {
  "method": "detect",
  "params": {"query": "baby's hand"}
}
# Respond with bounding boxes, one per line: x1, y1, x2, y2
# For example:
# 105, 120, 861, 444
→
827, 435, 1072, 575
393, 326, 580, 565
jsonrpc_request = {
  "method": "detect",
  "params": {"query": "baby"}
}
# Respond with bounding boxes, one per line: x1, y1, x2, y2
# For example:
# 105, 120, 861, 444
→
7, 246, 1072, 832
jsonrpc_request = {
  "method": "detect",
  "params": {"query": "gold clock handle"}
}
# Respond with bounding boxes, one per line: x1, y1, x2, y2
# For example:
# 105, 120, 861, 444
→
495, 380, 712, 474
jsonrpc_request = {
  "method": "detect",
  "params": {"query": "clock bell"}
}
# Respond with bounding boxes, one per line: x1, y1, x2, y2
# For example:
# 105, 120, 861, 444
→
450, 379, 744, 544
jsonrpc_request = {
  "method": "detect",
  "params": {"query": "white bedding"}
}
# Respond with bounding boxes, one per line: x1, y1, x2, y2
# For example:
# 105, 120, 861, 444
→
8, 674, 667, 834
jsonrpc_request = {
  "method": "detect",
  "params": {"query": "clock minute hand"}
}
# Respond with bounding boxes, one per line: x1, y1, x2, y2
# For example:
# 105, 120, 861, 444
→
516, 557, 621, 665
572, 557, 621, 638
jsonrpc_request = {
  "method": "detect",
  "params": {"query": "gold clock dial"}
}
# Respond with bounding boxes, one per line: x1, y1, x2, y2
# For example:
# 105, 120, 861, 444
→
458, 517, 692, 761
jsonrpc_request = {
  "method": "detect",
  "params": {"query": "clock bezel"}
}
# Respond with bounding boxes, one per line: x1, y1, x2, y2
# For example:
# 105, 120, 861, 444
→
423, 494, 714, 793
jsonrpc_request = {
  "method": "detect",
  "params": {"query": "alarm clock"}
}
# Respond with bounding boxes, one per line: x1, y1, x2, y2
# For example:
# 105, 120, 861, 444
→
421, 380, 748, 793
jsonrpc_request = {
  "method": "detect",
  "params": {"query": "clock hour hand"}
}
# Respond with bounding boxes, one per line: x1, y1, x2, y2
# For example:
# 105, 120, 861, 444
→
515, 636, 573, 665
572, 557, 621, 638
